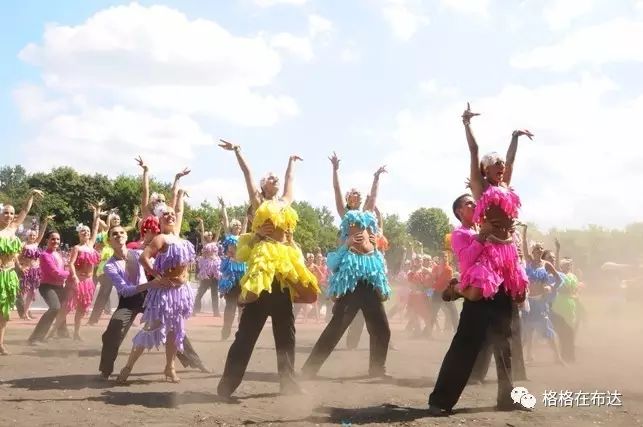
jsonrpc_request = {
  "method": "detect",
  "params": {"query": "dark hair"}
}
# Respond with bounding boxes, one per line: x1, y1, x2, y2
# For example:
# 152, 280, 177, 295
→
108, 225, 125, 237
541, 249, 554, 260
46, 230, 59, 239
452, 194, 471, 222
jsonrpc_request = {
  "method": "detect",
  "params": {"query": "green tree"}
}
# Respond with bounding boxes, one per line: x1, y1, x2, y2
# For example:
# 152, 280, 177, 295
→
382, 213, 411, 273
292, 201, 338, 254
407, 207, 451, 255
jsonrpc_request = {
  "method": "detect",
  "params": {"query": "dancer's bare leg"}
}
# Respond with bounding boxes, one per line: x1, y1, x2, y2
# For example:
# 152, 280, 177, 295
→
164, 331, 180, 382
0, 318, 8, 355
73, 310, 84, 341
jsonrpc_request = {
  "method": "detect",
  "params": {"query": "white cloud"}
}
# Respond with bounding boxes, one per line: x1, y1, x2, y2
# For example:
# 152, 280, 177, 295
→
340, 45, 361, 63
512, 17, 643, 71
381, 0, 430, 41
23, 106, 214, 175
254, 0, 308, 7
418, 79, 460, 98
16, 3, 303, 176
440, 0, 491, 19
543, 0, 595, 31
270, 33, 314, 61
308, 14, 334, 38
384, 75, 643, 228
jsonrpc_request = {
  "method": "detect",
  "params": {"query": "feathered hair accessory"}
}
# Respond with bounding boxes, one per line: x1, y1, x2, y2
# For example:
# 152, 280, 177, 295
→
76, 223, 90, 233
344, 188, 361, 202
140, 216, 161, 235
221, 234, 239, 252
259, 172, 278, 190
150, 192, 166, 204
480, 152, 505, 169
153, 202, 169, 218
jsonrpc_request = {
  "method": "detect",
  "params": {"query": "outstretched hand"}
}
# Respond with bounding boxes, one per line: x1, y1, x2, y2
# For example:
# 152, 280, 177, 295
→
462, 102, 480, 125
329, 151, 340, 170
512, 129, 534, 140
175, 167, 191, 179
290, 155, 303, 162
135, 155, 148, 171
218, 139, 239, 151
217, 196, 225, 207
45, 214, 56, 221
31, 189, 44, 198
374, 165, 387, 177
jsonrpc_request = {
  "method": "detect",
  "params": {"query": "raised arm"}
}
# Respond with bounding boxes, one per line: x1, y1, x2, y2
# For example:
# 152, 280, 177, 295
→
135, 156, 150, 216
171, 167, 191, 210
282, 155, 302, 204
174, 189, 186, 235
374, 204, 384, 233
124, 205, 139, 233
88, 202, 103, 247
520, 225, 533, 265
504, 129, 533, 186
218, 197, 230, 232
219, 140, 261, 210
14, 189, 43, 227
554, 238, 561, 270
36, 215, 54, 245
363, 166, 387, 212
462, 103, 484, 199
329, 152, 345, 217
196, 217, 206, 245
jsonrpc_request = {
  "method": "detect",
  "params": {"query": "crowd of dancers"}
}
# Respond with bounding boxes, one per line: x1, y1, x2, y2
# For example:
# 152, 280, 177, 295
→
0, 103, 586, 414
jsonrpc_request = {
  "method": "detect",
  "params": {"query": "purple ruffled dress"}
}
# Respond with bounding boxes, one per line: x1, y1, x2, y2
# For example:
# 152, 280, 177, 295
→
20, 244, 42, 297
196, 243, 222, 281
132, 236, 196, 352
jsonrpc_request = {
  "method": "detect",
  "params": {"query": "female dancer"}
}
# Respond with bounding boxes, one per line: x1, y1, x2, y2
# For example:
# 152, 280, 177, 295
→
217, 140, 319, 397
302, 152, 390, 378
521, 229, 564, 364
0, 190, 43, 354
136, 156, 191, 218
49, 204, 102, 341
217, 197, 247, 340
116, 189, 195, 383
429, 104, 533, 414
193, 218, 221, 316
17, 215, 53, 320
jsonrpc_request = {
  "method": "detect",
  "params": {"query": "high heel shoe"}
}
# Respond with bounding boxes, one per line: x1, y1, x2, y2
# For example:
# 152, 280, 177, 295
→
116, 366, 132, 384
164, 367, 180, 383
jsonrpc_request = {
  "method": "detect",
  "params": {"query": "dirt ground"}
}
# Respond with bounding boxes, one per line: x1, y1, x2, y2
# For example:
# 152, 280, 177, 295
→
1, 291, 642, 426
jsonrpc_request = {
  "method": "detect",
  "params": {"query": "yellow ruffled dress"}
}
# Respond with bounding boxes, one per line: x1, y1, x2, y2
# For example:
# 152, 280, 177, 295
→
235, 200, 319, 303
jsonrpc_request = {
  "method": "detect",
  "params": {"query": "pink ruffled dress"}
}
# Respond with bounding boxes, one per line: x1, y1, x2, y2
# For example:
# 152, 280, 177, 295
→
66, 247, 100, 313
196, 243, 222, 281
459, 185, 528, 299
20, 244, 42, 297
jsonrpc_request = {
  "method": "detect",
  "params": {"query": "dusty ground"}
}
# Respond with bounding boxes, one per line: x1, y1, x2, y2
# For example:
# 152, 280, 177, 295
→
1, 291, 642, 426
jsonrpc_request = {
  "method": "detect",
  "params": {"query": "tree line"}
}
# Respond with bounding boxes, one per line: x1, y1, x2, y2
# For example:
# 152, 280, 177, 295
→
2, 165, 641, 284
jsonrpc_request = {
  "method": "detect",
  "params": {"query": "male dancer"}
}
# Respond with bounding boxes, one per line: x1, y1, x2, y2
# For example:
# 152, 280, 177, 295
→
428, 194, 525, 415
98, 224, 209, 379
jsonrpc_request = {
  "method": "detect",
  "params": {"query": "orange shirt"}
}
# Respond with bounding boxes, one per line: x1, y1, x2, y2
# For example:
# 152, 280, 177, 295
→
432, 264, 453, 292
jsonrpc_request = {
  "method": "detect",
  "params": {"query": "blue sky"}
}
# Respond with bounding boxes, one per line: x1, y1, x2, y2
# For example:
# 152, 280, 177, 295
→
2, 0, 642, 229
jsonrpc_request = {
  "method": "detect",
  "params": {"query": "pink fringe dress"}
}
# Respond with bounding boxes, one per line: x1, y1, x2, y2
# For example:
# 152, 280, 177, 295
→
66, 247, 100, 313
459, 185, 529, 299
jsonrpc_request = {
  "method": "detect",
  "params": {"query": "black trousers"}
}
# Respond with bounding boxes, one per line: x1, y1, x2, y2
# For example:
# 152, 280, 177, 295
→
428, 288, 514, 410
550, 311, 576, 362
88, 275, 112, 324
470, 302, 527, 382
99, 294, 203, 376
217, 281, 297, 396
194, 278, 219, 315
28, 284, 69, 342
221, 286, 241, 340
302, 280, 391, 376
346, 310, 365, 349
427, 291, 459, 335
